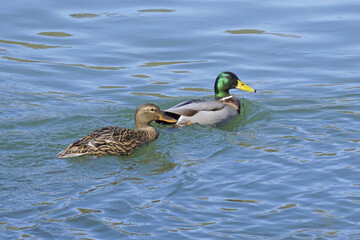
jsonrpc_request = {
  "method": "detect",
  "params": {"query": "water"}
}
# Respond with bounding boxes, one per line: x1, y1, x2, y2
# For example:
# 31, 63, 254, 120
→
1, 0, 360, 239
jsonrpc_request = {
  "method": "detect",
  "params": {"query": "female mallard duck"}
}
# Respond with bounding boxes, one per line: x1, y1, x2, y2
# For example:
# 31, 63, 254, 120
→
57, 103, 176, 158
156, 72, 256, 127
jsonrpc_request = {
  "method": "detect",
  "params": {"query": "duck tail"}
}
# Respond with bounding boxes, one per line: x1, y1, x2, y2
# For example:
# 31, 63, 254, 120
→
57, 150, 88, 159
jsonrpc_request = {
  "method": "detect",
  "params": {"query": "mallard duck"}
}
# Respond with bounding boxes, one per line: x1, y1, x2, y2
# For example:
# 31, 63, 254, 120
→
57, 103, 176, 158
156, 72, 256, 127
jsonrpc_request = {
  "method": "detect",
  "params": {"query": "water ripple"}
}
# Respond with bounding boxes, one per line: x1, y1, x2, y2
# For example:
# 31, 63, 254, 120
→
1, 0, 360, 239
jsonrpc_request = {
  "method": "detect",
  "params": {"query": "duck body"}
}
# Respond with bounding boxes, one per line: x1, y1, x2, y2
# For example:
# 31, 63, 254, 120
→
156, 72, 255, 127
57, 126, 157, 158
162, 96, 240, 127
57, 103, 176, 158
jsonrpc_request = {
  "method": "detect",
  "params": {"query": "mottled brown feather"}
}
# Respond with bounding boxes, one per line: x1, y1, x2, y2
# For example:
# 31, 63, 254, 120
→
57, 126, 154, 158
57, 103, 175, 158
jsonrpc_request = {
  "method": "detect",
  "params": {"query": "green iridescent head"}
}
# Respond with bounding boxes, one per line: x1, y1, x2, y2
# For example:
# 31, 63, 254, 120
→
214, 72, 256, 100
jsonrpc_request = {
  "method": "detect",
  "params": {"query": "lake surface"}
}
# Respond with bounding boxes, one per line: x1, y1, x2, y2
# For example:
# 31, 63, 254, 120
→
1, 0, 360, 239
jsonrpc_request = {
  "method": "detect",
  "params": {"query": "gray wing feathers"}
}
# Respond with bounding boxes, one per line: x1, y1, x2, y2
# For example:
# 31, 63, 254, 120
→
165, 100, 225, 116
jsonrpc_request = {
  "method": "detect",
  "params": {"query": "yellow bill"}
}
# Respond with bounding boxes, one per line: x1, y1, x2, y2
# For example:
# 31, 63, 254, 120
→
235, 79, 256, 93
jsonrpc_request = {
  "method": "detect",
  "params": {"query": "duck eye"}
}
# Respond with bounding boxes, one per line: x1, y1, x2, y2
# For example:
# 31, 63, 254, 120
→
150, 108, 155, 112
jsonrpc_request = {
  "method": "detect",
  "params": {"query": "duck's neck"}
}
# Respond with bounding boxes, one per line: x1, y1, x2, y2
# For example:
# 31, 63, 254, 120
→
215, 90, 231, 100
214, 78, 231, 100
135, 125, 159, 141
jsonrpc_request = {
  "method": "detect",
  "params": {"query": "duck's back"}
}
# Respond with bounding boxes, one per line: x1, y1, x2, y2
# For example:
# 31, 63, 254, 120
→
159, 97, 240, 127
57, 126, 149, 158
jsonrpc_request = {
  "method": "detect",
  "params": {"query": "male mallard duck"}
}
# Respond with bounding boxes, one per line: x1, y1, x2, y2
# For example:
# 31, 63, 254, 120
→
156, 72, 256, 127
57, 103, 176, 158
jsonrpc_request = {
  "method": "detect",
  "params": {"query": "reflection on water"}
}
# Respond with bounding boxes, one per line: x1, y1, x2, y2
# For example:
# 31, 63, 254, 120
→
151, 81, 172, 85
132, 74, 151, 78
0, 39, 64, 49
69, 13, 101, 18
2, 56, 127, 70
1, 0, 360, 239
131, 92, 178, 98
138, 9, 175, 13
139, 61, 206, 68
178, 87, 212, 92
38, 32, 73, 37
172, 71, 191, 73
98, 85, 127, 89
226, 29, 302, 38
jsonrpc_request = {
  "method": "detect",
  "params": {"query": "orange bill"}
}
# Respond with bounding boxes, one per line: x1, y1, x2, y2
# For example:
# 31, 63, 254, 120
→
158, 112, 177, 123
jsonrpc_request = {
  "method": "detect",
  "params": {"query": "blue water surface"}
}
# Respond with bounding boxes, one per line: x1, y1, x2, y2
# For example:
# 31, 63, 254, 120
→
1, 0, 360, 239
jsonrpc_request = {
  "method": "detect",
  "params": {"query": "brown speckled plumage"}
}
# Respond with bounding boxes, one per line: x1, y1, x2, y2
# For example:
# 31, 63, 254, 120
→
57, 103, 176, 158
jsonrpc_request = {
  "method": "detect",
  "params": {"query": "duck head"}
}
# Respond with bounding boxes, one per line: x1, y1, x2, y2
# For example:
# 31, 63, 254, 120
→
214, 72, 256, 100
135, 103, 177, 130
